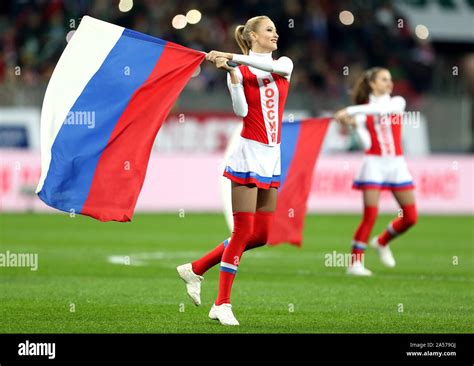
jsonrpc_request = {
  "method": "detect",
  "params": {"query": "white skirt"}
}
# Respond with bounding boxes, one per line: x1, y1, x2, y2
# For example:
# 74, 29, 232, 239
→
223, 136, 281, 189
353, 155, 414, 191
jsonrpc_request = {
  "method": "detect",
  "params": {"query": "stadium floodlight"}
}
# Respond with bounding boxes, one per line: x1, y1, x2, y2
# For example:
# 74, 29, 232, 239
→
118, 0, 133, 13
339, 10, 354, 25
415, 24, 429, 39
186, 9, 202, 24
172, 14, 187, 29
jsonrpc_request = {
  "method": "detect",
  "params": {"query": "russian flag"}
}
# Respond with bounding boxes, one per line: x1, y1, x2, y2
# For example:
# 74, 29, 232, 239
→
268, 118, 330, 246
35, 16, 205, 222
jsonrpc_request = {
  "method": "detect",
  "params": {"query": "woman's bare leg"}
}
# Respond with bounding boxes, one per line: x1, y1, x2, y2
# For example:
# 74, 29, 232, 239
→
230, 181, 258, 212
256, 187, 278, 212
363, 189, 381, 207
392, 189, 416, 206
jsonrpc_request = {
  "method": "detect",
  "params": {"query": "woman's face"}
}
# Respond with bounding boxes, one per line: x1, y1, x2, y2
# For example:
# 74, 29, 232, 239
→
370, 69, 393, 95
251, 19, 278, 52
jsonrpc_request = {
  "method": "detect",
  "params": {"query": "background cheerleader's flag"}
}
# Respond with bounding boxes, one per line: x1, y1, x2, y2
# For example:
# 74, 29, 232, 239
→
268, 118, 331, 246
36, 16, 205, 222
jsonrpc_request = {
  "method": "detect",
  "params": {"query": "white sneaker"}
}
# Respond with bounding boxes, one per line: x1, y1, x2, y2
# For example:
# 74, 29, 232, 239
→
347, 261, 373, 276
208, 303, 239, 326
176, 263, 203, 306
370, 237, 396, 268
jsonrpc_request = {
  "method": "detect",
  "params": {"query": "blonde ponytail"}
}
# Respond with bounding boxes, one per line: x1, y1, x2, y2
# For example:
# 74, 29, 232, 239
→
234, 15, 270, 55
234, 25, 250, 55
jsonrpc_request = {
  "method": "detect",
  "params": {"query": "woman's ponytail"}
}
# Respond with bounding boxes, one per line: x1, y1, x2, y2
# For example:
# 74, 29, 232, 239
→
234, 25, 250, 55
352, 67, 386, 104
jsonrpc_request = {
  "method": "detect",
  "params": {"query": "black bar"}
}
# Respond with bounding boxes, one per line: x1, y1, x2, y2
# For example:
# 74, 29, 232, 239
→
0, 333, 472, 364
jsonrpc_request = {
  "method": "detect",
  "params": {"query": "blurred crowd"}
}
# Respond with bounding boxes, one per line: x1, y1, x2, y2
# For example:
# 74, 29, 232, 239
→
0, 0, 464, 101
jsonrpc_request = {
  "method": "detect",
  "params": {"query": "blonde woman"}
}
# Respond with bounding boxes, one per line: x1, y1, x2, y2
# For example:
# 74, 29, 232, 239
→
177, 15, 293, 325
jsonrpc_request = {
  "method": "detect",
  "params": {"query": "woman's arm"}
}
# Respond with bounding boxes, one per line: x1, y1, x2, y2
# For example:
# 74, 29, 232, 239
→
206, 51, 293, 79
353, 114, 371, 150
345, 96, 406, 115
231, 54, 293, 78
334, 114, 372, 151
213, 57, 248, 117
227, 68, 248, 117
334, 96, 406, 123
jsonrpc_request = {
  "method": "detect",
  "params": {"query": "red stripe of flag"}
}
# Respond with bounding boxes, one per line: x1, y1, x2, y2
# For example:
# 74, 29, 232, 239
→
268, 118, 330, 246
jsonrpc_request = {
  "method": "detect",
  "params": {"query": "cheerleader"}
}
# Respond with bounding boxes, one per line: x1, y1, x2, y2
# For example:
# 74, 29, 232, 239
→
177, 15, 293, 325
334, 67, 418, 276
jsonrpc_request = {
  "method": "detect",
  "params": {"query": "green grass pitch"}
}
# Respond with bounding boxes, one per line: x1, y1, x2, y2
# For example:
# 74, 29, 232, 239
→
0, 213, 472, 333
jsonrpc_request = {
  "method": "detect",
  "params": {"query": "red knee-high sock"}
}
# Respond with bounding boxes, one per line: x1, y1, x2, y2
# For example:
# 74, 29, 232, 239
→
245, 211, 274, 250
191, 238, 229, 276
191, 211, 274, 276
215, 212, 255, 305
378, 204, 417, 246
351, 206, 378, 263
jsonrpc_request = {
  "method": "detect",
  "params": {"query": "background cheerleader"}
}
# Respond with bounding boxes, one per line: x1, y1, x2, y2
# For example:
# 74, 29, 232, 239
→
335, 67, 418, 276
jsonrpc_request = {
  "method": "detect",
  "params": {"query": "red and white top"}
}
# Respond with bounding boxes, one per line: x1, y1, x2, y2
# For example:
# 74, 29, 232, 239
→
347, 94, 406, 156
227, 50, 293, 146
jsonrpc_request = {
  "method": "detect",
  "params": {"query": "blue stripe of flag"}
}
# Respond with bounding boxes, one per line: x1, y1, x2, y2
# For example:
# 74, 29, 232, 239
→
280, 121, 301, 188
